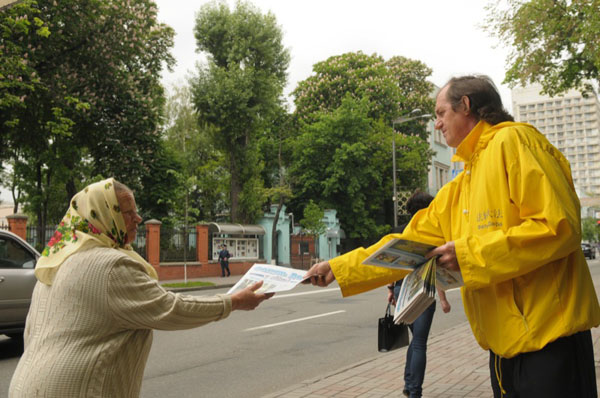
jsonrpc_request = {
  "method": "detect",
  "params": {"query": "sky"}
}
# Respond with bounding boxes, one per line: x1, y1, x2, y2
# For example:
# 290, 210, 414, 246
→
154, 0, 514, 108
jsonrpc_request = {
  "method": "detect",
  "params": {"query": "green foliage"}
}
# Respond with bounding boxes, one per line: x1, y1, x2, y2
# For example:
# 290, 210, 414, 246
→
293, 52, 435, 134
290, 53, 434, 243
0, 0, 176, 231
162, 84, 228, 224
290, 96, 428, 241
192, 0, 290, 223
485, 0, 600, 96
582, 216, 599, 243
299, 200, 326, 237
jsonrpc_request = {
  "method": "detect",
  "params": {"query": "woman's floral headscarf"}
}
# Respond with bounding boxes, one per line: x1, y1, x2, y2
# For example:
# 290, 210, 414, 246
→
35, 178, 158, 285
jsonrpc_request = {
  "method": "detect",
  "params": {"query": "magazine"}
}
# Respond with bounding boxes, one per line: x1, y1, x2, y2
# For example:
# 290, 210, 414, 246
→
227, 263, 307, 294
361, 238, 436, 270
361, 238, 464, 324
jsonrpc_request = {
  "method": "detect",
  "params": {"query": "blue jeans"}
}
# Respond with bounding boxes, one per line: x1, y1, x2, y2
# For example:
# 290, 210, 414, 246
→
394, 284, 436, 398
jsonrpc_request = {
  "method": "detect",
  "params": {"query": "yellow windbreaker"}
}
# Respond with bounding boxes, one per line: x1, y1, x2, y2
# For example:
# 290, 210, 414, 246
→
330, 120, 600, 358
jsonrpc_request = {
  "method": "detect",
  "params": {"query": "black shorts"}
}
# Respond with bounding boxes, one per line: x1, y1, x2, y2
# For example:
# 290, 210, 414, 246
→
489, 330, 597, 398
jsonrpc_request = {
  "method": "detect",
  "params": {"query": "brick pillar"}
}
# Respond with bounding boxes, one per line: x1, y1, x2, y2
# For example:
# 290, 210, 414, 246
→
7, 214, 28, 241
145, 219, 161, 267
196, 224, 209, 262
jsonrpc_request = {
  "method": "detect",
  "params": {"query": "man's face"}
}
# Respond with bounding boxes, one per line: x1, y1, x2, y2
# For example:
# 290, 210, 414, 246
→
434, 85, 477, 148
119, 193, 142, 244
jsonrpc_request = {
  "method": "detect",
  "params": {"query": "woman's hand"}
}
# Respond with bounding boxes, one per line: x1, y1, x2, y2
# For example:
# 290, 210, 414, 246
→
231, 281, 274, 311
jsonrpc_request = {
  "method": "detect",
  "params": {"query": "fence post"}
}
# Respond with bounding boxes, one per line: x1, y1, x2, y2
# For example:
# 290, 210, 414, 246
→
145, 219, 161, 268
196, 224, 209, 262
7, 214, 28, 241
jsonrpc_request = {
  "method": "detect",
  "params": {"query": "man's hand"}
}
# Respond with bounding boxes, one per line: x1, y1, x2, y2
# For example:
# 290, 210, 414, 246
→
427, 241, 460, 272
301, 261, 335, 287
231, 281, 274, 311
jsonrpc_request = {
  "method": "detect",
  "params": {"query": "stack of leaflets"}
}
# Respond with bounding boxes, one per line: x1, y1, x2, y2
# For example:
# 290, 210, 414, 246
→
361, 238, 463, 324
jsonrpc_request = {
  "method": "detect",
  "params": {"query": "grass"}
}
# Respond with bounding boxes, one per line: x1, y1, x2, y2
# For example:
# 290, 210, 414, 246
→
161, 281, 215, 288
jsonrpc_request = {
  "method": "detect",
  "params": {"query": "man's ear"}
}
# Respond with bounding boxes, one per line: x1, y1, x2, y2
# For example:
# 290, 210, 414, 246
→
461, 95, 471, 114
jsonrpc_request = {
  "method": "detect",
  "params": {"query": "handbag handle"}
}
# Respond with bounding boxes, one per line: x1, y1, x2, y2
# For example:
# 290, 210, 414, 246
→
385, 303, 393, 317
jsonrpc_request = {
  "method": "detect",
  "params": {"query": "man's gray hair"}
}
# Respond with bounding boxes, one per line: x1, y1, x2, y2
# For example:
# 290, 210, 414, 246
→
443, 75, 514, 125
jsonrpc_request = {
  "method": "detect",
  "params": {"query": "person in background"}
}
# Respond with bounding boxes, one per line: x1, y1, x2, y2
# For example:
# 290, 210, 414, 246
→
9, 178, 272, 398
305, 75, 600, 397
218, 244, 231, 277
387, 190, 451, 398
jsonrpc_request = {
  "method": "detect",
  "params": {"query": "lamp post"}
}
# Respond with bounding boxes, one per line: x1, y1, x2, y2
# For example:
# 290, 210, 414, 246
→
391, 109, 432, 228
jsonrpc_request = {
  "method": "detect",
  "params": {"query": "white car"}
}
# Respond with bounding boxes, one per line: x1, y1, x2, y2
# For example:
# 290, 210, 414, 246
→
0, 230, 40, 339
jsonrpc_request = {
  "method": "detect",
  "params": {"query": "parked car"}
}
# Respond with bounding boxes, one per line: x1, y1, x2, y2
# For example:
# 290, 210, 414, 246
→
0, 230, 40, 339
581, 242, 596, 260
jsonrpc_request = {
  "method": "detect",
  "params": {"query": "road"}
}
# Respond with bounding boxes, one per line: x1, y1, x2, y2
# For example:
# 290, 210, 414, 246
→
1, 259, 599, 397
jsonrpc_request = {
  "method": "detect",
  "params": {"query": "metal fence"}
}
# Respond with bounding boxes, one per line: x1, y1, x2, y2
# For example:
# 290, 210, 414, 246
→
131, 227, 147, 259
10, 224, 195, 263
0, 223, 9, 231
160, 227, 197, 263
26, 225, 58, 252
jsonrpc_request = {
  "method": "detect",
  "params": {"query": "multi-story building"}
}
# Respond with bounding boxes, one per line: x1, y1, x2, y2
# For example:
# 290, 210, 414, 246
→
511, 84, 600, 195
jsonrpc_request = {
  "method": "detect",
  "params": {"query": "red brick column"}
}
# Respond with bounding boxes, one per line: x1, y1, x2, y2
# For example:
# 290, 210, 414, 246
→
145, 219, 161, 268
7, 214, 28, 241
196, 224, 209, 262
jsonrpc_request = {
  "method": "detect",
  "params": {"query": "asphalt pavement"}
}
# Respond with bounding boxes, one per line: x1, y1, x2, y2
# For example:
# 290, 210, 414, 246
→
164, 271, 600, 398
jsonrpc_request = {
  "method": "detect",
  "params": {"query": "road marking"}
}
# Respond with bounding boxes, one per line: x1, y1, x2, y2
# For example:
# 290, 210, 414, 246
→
243, 310, 346, 332
271, 287, 340, 299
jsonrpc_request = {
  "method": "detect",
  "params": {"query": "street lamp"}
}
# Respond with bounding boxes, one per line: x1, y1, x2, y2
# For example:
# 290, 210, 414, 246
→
391, 109, 432, 228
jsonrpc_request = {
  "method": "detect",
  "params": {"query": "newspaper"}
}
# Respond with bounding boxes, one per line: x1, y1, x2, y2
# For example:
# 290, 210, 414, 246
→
361, 238, 435, 270
393, 257, 436, 324
361, 238, 463, 290
361, 238, 464, 324
226, 263, 307, 294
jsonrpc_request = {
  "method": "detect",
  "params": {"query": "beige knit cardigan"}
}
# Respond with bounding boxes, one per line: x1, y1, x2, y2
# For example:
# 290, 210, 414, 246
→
9, 247, 232, 397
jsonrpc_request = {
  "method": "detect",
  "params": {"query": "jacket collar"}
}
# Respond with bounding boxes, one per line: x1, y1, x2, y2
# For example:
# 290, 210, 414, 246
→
451, 120, 516, 163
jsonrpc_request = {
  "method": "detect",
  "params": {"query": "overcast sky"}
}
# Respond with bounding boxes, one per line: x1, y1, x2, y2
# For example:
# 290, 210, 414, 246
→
155, 0, 514, 108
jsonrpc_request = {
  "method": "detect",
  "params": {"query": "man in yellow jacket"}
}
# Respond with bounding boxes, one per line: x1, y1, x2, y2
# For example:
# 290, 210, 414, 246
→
305, 75, 600, 398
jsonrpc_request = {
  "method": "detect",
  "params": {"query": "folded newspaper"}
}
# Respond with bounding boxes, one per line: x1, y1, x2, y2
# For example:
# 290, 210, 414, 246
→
227, 263, 307, 294
361, 238, 463, 324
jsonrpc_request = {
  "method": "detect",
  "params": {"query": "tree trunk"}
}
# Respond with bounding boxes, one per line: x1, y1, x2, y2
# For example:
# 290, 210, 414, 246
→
271, 197, 283, 263
66, 177, 77, 201
229, 158, 241, 222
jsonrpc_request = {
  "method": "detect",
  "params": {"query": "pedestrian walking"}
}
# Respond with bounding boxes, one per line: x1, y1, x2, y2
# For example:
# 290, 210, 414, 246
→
219, 244, 231, 277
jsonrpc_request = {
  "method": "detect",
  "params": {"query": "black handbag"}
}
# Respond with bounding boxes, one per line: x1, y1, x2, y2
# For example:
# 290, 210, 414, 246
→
378, 303, 409, 352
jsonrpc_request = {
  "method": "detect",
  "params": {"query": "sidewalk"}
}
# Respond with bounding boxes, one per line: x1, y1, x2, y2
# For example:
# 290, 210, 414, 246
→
166, 276, 600, 398
263, 325, 600, 398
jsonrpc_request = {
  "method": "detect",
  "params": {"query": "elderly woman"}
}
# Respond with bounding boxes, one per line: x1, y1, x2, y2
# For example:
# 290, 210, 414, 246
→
9, 178, 271, 397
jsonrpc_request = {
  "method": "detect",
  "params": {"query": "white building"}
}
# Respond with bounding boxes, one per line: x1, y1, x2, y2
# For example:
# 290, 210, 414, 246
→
511, 84, 600, 195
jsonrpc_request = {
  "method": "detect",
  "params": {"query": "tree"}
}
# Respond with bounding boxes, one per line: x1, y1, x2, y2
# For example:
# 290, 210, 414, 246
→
289, 96, 432, 245
485, 0, 600, 96
257, 105, 293, 262
582, 216, 599, 243
162, 84, 228, 224
0, 0, 176, 242
292, 52, 435, 135
299, 199, 326, 260
290, 52, 434, 244
192, 0, 290, 223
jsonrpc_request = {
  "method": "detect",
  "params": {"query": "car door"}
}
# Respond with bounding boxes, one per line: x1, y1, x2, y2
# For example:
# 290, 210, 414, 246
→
0, 233, 38, 328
